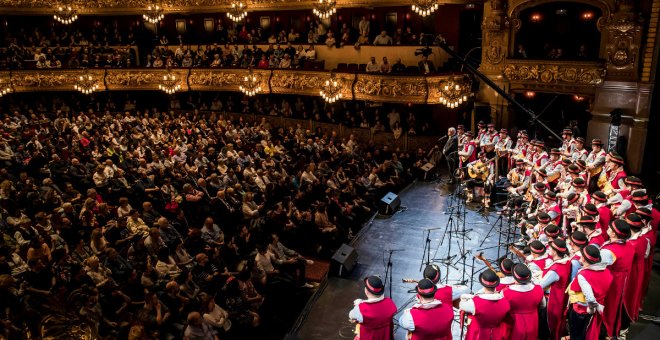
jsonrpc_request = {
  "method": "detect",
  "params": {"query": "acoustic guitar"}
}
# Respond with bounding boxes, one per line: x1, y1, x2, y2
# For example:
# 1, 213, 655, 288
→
467, 156, 498, 181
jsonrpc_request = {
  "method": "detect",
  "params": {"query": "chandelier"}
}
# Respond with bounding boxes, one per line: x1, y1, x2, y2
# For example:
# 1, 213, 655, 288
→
239, 69, 262, 96
227, 1, 248, 22
412, 0, 439, 17
320, 74, 343, 103
73, 70, 99, 95
0, 79, 11, 98
53, 5, 79, 25
159, 70, 182, 94
143, 4, 165, 24
438, 76, 472, 109
313, 0, 337, 19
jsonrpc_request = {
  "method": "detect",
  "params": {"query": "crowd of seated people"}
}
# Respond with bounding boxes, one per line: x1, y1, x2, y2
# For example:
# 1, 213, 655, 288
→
0, 93, 427, 339
0, 14, 437, 70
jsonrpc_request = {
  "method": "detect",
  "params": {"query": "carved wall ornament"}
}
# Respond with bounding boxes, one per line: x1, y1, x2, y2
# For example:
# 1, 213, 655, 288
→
485, 37, 505, 65
270, 71, 326, 93
605, 16, 642, 71
353, 75, 427, 103
503, 61, 606, 86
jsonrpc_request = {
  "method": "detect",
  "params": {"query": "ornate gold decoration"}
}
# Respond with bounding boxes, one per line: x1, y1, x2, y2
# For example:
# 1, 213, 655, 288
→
239, 68, 263, 96
436, 75, 472, 109
105, 69, 187, 91
0, 75, 12, 97
270, 70, 325, 94
143, 3, 165, 24
503, 60, 606, 85
353, 74, 428, 104
484, 35, 505, 65
159, 69, 183, 94
53, 4, 79, 24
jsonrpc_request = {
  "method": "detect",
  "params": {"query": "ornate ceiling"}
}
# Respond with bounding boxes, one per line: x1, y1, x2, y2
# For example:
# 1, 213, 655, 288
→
0, 0, 470, 15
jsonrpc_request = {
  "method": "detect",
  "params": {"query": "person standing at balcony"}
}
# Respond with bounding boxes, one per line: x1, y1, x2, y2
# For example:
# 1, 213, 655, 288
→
373, 31, 393, 46
359, 16, 370, 39
418, 56, 435, 75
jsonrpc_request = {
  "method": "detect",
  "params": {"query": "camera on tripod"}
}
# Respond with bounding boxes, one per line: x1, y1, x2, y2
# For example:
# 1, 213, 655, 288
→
414, 46, 433, 57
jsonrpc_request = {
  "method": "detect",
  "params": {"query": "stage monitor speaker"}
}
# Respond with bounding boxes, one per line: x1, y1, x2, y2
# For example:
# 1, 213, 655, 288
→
330, 243, 358, 277
420, 162, 435, 180
379, 192, 401, 215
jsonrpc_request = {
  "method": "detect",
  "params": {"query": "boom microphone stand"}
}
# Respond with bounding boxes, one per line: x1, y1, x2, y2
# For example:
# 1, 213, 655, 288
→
384, 249, 405, 298
419, 227, 443, 271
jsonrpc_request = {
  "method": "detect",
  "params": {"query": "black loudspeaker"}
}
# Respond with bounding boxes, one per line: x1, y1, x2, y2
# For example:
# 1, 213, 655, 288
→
379, 192, 401, 215
330, 243, 358, 277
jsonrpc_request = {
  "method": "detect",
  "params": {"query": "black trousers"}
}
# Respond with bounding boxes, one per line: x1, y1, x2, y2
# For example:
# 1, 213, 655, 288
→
568, 308, 592, 340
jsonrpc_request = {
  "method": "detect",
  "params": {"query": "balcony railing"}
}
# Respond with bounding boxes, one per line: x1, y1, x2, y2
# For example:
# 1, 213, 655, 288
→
503, 59, 607, 86
0, 68, 467, 105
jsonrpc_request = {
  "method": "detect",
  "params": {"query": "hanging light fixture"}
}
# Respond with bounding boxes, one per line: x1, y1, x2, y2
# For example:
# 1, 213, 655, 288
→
73, 70, 99, 95
438, 75, 472, 109
227, 1, 248, 22
159, 69, 182, 95
313, 0, 337, 19
0, 77, 12, 98
143, 4, 165, 24
320, 73, 343, 103
53, 4, 79, 25
239, 68, 262, 97
411, 0, 439, 17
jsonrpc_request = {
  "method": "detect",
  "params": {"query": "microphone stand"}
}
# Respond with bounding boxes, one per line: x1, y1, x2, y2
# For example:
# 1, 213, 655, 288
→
419, 227, 443, 271
384, 249, 405, 298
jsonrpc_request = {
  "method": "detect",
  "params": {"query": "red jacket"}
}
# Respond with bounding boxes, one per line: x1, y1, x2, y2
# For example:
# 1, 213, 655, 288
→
357, 297, 397, 340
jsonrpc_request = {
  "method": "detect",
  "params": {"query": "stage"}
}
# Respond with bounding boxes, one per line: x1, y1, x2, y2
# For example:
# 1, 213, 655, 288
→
292, 180, 514, 340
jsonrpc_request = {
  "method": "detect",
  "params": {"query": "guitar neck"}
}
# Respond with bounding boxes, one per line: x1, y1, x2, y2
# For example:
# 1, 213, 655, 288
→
508, 246, 526, 261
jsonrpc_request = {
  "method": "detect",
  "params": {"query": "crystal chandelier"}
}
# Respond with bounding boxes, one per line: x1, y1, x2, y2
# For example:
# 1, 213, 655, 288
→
313, 0, 337, 19
320, 74, 343, 103
53, 5, 79, 25
143, 4, 165, 24
438, 76, 471, 109
412, 0, 439, 17
239, 68, 262, 97
159, 70, 182, 95
0, 79, 12, 98
73, 70, 99, 95
227, 1, 248, 22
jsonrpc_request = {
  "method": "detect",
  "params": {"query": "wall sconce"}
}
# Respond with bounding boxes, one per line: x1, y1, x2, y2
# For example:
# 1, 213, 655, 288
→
525, 91, 536, 98
530, 13, 542, 22
582, 12, 594, 20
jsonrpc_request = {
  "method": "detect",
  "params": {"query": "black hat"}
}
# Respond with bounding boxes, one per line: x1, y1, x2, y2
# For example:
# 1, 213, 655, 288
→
416, 278, 437, 298
624, 176, 643, 187
562, 128, 573, 135
625, 213, 643, 230
364, 276, 385, 295
534, 182, 547, 191
577, 215, 597, 226
423, 264, 441, 284
631, 190, 649, 202
570, 231, 588, 248
581, 245, 601, 264
499, 258, 514, 276
561, 158, 572, 166
537, 212, 551, 223
567, 164, 581, 174
591, 139, 603, 146
544, 191, 557, 201
591, 191, 607, 203
550, 239, 569, 255
636, 207, 652, 221
544, 224, 561, 238
566, 193, 579, 204
581, 203, 598, 216
513, 263, 532, 284
609, 219, 631, 239
479, 269, 500, 288
573, 177, 586, 188
530, 240, 546, 255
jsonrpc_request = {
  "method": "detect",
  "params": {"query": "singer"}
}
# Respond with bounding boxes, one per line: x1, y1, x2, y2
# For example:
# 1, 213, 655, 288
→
348, 276, 397, 340
442, 127, 458, 183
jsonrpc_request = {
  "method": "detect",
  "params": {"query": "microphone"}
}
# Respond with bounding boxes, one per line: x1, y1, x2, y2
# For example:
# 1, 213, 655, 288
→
437, 135, 449, 142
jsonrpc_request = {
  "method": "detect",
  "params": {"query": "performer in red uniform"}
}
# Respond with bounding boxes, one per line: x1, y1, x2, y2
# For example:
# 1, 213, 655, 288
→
567, 245, 613, 340
600, 219, 634, 338
636, 207, 658, 300
568, 231, 589, 281
502, 264, 545, 340
349, 276, 397, 340
458, 131, 478, 167
496, 258, 515, 291
459, 269, 511, 340
539, 239, 572, 340
576, 215, 605, 247
422, 264, 469, 306
623, 213, 648, 322
591, 192, 613, 237
399, 279, 453, 340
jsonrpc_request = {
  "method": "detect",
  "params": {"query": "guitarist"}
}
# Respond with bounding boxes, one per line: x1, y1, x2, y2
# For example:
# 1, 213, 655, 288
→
585, 138, 606, 193
421, 264, 470, 306
348, 276, 397, 340
466, 152, 495, 207
458, 131, 477, 168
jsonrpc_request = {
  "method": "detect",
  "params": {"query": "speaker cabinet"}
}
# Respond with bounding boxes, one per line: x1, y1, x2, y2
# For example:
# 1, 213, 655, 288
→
330, 243, 358, 277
